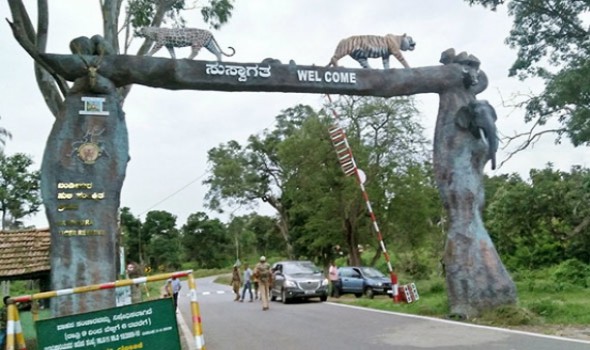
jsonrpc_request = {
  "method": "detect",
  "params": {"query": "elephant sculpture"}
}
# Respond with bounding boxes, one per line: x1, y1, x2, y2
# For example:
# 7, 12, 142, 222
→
455, 100, 498, 170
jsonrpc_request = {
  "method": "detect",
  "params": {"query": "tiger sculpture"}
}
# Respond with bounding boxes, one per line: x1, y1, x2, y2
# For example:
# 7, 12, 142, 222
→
327, 33, 416, 69
138, 27, 235, 60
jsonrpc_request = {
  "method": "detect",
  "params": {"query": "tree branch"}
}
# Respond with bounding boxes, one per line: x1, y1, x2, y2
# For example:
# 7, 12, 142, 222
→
120, 0, 177, 101
34, 0, 66, 117
6, 18, 69, 111
7, 0, 35, 43
40, 54, 472, 97
136, 1, 174, 57
7, 0, 68, 116
101, 0, 123, 54
570, 215, 590, 237
499, 126, 565, 169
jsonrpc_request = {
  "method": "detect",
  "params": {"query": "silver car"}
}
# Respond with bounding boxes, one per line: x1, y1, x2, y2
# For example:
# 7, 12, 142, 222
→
270, 260, 329, 304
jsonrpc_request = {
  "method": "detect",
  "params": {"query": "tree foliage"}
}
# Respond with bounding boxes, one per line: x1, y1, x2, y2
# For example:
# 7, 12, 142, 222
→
467, 0, 590, 147
241, 213, 284, 258
486, 164, 590, 269
204, 97, 437, 268
142, 210, 181, 269
181, 211, 231, 268
327, 97, 438, 266
120, 207, 144, 264
0, 153, 41, 229
204, 104, 320, 258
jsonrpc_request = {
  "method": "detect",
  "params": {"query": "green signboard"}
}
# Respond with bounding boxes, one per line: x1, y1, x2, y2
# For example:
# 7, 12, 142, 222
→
36, 298, 181, 350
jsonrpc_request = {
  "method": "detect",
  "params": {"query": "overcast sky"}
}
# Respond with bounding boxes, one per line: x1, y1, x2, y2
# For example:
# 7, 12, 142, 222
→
1, 1, 587, 228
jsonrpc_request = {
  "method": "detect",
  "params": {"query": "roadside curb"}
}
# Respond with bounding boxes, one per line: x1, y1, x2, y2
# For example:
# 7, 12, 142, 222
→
177, 311, 196, 350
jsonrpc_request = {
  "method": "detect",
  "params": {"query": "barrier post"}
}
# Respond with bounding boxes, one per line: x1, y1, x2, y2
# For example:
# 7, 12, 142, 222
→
13, 307, 25, 350
5, 301, 26, 350
8, 270, 201, 349
188, 274, 206, 350
5, 302, 15, 350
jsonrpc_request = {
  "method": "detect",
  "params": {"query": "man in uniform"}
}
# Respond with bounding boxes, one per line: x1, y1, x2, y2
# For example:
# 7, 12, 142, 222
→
254, 256, 272, 310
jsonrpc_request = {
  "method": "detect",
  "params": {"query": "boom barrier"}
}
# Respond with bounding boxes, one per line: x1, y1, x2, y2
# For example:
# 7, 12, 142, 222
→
4, 270, 206, 350
325, 94, 400, 302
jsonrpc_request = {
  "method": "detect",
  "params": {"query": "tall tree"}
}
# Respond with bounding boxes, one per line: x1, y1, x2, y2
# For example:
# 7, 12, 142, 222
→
243, 213, 283, 258
204, 105, 317, 258
466, 0, 590, 151
206, 97, 435, 268
385, 164, 443, 252
486, 165, 590, 269
331, 96, 434, 263
143, 210, 181, 270
277, 112, 354, 264
181, 211, 231, 268
119, 207, 144, 264
226, 214, 280, 263
0, 153, 41, 229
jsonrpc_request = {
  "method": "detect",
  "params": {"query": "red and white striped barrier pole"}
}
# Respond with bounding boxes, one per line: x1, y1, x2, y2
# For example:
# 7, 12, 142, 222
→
325, 94, 400, 303
11, 270, 193, 303
188, 274, 206, 350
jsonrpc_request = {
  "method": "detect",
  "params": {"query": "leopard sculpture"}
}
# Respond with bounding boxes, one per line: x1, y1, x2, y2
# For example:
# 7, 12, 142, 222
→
138, 27, 235, 60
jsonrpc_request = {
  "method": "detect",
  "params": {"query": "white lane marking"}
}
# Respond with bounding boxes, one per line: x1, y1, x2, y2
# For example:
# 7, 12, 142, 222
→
327, 302, 590, 345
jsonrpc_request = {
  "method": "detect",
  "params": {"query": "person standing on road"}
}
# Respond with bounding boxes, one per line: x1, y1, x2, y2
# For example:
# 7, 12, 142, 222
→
329, 261, 340, 298
240, 263, 254, 302
254, 256, 272, 310
231, 265, 242, 301
166, 276, 182, 310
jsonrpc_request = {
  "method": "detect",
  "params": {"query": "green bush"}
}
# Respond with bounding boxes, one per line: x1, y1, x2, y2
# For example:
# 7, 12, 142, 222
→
550, 259, 590, 288
520, 279, 561, 293
396, 249, 434, 280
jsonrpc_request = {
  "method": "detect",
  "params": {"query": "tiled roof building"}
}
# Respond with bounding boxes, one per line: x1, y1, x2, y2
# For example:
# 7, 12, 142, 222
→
0, 228, 50, 280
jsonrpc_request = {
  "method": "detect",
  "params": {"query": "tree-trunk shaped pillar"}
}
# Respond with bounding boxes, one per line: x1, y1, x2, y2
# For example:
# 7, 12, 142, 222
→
434, 49, 517, 317
41, 51, 129, 315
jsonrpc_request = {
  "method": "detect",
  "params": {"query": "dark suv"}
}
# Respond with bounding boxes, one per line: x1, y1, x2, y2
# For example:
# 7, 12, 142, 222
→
338, 266, 393, 299
270, 261, 329, 304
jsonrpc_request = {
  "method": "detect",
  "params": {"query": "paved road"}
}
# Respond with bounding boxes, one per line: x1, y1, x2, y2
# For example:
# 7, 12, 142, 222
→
178, 277, 590, 350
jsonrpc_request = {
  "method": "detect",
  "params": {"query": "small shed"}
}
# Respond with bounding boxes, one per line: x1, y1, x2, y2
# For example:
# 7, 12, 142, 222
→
0, 228, 51, 281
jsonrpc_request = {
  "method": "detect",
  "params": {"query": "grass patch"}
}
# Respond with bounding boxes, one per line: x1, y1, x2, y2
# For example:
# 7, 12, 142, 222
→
213, 272, 232, 285
334, 273, 590, 331
333, 276, 449, 317
476, 305, 538, 327
20, 309, 51, 338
